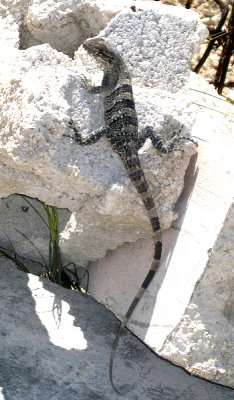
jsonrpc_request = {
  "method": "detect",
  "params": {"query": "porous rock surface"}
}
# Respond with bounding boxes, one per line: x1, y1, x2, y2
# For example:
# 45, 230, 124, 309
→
160, 203, 234, 387
160, 0, 234, 103
0, 2, 202, 265
0, 0, 131, 54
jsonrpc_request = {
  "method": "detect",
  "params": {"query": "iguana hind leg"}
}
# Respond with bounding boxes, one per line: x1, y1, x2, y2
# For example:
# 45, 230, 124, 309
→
138, 125, 196, 153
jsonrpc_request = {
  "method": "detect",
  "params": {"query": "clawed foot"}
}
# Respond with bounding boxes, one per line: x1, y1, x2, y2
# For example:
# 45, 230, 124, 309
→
62, 119, 83, 143
78, 75, 91, 91
68, 119, 76, 130
141, 125, 197, 154
68, 119, 83, 143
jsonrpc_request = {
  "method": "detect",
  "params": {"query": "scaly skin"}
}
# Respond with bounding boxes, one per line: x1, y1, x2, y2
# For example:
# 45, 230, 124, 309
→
68, 37, 191, 394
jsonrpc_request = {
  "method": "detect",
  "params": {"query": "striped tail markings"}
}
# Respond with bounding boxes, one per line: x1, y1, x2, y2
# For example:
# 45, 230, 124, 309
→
110, 162, 162, 394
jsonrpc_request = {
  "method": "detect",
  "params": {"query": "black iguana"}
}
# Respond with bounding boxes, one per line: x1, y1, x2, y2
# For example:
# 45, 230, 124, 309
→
68, 37, 192, 394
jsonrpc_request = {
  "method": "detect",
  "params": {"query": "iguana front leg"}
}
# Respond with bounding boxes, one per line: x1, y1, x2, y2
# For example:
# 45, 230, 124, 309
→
66, 73, 110, 144
67, 120, 110, 145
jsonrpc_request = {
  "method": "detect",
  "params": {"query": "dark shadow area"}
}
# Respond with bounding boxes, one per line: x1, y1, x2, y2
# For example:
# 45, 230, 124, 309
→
164, 151, 199, 267
0, 261, 233, 400
148, 133, 200, 288
173, 152, 199, 227
18, 24, 42, 50
158, 151, 199, 295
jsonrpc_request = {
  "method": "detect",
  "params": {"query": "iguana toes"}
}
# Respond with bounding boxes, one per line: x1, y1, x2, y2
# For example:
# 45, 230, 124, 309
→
68, 37, 189, 394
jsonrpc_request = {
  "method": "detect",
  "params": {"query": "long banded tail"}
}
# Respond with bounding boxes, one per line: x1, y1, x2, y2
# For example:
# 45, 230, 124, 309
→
110, 158, 162, 394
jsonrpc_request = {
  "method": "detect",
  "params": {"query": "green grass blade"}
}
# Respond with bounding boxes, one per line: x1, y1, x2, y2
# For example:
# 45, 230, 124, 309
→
207, 31, 227, 41
189, 88, 229, 102
83, 269, 89, 293
11, 197, 87, 291
0, 246, 30, 273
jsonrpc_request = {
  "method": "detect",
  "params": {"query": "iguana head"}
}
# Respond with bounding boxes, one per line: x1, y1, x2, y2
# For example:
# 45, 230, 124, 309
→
83, 37, 118, 66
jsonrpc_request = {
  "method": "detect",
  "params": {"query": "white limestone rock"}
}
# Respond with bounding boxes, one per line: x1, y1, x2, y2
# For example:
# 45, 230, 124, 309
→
0, 16, 20, 48
0, 4, 201, 265
157, 74, 234, 388
159, 203, 234, 388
